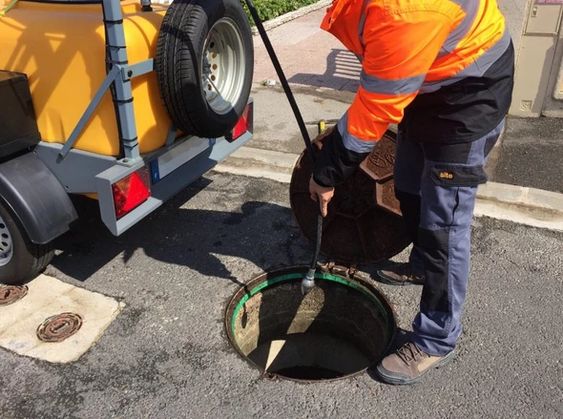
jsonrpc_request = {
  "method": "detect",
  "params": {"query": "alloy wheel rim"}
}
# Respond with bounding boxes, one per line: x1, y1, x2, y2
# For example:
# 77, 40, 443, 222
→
201, 18, 246, 115
0, 216, 13, 266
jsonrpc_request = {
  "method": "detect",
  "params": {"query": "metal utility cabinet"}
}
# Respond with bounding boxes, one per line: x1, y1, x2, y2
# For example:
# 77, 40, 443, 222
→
510, 0, 563, 117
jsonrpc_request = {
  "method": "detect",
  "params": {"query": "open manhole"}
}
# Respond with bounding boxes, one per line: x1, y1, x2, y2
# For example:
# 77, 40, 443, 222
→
226, 267, 395, 382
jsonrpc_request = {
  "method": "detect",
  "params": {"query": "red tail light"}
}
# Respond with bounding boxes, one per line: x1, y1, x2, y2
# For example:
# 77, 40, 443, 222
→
112, 169, 151, 219
228, 102, 253, 142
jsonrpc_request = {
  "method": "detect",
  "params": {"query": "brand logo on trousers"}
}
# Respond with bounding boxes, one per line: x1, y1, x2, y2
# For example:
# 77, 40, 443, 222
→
439, 171, 454, 180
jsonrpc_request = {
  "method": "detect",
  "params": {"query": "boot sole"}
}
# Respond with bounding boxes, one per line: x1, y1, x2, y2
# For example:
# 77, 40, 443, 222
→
376, 350, 456, 385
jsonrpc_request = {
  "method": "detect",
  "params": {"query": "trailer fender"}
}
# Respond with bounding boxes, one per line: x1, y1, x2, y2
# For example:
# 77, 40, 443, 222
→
0, 153, 77, 244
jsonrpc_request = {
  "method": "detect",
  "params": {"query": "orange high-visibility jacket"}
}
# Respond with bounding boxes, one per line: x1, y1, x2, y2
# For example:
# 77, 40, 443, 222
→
321, 0, 510, 151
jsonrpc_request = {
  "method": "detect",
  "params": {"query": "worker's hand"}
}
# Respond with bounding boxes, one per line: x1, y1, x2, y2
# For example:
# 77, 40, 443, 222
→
309, 176, 334, 218
314, 124, 336, 146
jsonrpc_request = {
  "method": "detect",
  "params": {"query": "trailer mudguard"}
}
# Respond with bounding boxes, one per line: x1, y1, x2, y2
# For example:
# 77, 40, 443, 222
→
0, 153, 77, 244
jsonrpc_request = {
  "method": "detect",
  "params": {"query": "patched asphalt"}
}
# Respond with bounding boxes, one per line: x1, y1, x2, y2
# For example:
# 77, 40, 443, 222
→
1, 172, 561, 418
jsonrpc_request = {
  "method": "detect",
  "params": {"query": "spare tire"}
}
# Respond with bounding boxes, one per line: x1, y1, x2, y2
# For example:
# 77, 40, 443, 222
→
156, 0, 254, 138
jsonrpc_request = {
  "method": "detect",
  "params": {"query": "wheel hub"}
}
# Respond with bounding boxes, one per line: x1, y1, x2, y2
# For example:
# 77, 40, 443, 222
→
201, 18, 246, 115
0, 216, 13, 266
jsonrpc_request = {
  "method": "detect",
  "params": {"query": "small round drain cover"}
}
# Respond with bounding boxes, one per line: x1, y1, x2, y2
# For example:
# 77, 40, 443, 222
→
0, 285, 28, 306
37, 313, 83, 343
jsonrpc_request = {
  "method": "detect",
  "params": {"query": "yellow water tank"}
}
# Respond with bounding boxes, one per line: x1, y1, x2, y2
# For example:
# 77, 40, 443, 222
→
0, 0, 171, 156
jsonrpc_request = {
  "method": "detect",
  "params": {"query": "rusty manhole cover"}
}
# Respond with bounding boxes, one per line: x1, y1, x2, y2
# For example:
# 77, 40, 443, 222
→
361, 134, 396, 182
290, 130, 410, 265
0, 285, 28, 306
37, 313, 83, 343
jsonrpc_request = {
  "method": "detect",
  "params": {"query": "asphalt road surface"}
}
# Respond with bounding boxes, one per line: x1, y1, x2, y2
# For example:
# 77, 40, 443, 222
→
1, 172, 562, 418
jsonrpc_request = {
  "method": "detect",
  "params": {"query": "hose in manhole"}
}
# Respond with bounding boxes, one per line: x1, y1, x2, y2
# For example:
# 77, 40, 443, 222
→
225, 267, 396, 382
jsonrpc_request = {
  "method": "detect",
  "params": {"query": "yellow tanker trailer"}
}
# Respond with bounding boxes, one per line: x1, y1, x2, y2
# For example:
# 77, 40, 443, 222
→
0, 0, 254, 284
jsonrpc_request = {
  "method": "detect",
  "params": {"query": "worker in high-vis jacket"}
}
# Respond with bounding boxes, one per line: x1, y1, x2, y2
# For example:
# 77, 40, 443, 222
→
309, 0, 514, 385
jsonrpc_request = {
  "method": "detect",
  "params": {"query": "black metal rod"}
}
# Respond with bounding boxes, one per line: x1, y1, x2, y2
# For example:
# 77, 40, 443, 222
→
243, 0, 322, 283
312, 214, 323, 269
243, 0, 316, 162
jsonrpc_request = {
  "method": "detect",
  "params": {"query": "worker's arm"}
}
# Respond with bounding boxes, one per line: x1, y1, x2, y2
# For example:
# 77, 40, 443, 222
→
313, 7, 456, 188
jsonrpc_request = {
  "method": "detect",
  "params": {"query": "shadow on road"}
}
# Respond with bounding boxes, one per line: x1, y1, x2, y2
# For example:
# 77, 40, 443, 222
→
288, 48, 361, 92
52, 178, 310, 285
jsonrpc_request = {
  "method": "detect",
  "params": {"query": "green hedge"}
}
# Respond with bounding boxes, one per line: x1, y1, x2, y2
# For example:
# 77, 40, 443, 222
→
244, 0, 320, 23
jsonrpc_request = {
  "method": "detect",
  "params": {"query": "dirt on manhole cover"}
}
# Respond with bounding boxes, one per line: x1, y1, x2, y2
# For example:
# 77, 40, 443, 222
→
0, 285, 28, 306
225, 266, 396, 382
37, 313, 83, 343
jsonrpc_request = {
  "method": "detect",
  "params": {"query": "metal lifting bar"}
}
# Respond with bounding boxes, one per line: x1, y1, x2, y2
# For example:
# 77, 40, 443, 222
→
243, 0, 323, 295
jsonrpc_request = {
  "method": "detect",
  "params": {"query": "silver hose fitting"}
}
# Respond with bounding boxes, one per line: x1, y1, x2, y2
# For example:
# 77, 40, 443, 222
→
301, 268, 316, 295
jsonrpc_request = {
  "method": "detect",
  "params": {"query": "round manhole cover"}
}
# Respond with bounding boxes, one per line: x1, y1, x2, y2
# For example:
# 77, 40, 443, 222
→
0, 285, 28, 306
37, 313, 83, 343
290, 131, 411, 265
225, 267, 396, 382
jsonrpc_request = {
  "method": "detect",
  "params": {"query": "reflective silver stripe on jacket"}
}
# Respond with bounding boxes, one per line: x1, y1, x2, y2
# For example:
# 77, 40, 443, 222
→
420, 28, 511, 94
361, 71, 426, 95
439, 0, 480, 56
338, 113, 377, 153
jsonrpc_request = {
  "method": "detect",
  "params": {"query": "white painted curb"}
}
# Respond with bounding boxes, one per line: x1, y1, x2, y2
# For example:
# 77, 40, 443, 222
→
216, 146, 563, 232
475, 182, 563, 232
214, 146, 299, 184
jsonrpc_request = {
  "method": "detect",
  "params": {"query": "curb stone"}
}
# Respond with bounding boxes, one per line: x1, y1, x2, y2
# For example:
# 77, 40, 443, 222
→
251, 0, 332, 35
216, 146, 563, 232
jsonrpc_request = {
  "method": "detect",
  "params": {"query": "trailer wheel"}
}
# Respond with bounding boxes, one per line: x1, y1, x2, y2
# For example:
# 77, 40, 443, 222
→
0, 200, 54, 285
156, 0, 254, 138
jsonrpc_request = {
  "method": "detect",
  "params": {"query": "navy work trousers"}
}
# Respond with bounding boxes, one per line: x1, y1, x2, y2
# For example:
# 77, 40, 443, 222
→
394, 120, 505, 356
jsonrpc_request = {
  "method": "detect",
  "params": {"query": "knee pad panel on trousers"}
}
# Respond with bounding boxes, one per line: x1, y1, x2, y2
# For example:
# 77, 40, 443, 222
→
418, 227, 450, 313
396, 189, 421, 245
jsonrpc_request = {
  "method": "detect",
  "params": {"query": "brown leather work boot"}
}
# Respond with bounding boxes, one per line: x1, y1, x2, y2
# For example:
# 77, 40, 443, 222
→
376, 263, 425, 286
376, 342, 455, 385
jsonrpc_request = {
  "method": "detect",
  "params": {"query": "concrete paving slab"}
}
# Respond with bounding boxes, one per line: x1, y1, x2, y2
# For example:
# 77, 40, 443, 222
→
0, 274, 123, 363
253, 8, 360, 92
249, 85, 352, 155
214, 146, 299, 183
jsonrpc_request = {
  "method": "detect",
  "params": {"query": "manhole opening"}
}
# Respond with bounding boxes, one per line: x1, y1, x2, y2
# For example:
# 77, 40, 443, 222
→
226, 267, 396, 382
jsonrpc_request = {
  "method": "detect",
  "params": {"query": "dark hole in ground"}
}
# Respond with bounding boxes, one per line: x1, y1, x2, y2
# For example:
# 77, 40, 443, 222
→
226, 267, 396, 382
275, 366, 342, 380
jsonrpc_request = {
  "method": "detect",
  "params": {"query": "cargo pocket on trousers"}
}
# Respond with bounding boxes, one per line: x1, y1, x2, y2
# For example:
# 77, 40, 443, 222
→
431, 164, 488, 188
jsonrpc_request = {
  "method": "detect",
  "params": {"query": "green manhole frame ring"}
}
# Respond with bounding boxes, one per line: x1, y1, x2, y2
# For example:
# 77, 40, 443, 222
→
224, 266, 397, 383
